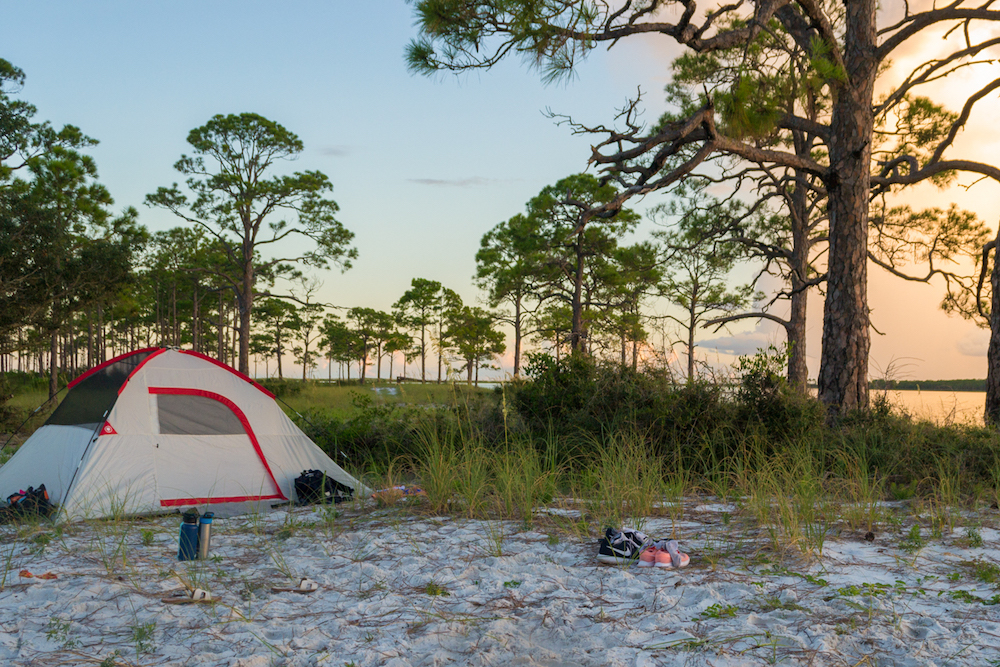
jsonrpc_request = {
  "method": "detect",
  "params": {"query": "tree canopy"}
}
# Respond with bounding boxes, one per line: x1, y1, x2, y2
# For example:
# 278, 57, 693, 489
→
146, 113, 357, 375
408, 0, 1000, 420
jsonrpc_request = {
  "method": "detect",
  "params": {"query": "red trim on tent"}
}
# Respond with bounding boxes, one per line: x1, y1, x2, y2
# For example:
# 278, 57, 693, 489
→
177, 350, 276, 399
117, 348, 168, 395
99, 421, 117, 436
67, 347, 161, 389
159, 494, 284, 507
148, 387, 287, 502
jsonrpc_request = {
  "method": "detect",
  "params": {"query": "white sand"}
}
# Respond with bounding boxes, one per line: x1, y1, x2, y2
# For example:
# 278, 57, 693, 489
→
1, 500, 999, 666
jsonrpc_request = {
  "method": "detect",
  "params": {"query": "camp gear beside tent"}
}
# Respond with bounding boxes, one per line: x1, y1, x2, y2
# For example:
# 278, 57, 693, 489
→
371, 485, 426, 504
272, 578, 319, 594
0, 347, 365, 520
294, 469, 353, 505
2, 484, 54, 521
178, 509, 200, 560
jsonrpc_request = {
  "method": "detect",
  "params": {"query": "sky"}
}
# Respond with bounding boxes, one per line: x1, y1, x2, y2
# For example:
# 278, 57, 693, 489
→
3, 1, 999, 382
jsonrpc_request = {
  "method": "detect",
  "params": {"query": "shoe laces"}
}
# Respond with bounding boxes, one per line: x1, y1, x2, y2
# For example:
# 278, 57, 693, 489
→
620, 527, 650, 549
650, 539, 679, 551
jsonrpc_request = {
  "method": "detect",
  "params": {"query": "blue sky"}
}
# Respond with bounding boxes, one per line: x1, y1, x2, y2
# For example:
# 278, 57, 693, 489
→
4, 1, 999, 381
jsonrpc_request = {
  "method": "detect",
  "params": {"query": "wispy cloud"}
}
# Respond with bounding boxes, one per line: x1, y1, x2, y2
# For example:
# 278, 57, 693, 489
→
700, 331, 780, 357
957, 331, 989, 357
320, 145, 353, 157
408, 177, 495, 188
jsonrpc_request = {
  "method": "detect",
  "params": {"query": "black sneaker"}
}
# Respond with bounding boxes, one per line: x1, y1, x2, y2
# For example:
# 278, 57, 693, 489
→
597, 527, 645, 565
619, 526, 651, 550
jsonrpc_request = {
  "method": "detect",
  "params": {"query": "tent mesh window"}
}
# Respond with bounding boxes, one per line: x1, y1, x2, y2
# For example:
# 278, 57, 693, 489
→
156, 394, 245, 435
46, 349, 159, 428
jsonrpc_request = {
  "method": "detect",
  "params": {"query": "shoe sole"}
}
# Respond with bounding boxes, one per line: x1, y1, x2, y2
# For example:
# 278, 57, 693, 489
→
596, 554, 636, 565
654, 553, 690, 569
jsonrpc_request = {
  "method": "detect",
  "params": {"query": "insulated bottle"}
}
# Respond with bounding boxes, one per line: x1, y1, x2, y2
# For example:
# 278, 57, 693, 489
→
197, 512, 215, 560
178, 509, 200, 561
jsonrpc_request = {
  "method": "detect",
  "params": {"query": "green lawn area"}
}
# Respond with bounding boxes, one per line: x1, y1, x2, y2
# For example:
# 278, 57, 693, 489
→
276, 380, 493, 417
7, 389, 50, 412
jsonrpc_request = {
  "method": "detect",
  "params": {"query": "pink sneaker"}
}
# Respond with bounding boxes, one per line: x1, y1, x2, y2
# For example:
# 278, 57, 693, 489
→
655, 540, 690, 569
638, 546, 657, 568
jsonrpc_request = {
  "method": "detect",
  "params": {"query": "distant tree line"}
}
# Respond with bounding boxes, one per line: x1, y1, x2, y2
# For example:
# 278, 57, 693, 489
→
870, 379, 986, 393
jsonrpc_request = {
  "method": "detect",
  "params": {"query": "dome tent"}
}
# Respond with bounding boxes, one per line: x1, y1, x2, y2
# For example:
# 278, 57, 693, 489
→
0, 347, 363, 520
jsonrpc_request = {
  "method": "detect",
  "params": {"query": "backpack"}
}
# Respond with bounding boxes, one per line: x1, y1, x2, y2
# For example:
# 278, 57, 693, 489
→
294, 470, 353, 506
4, 484, 54, 518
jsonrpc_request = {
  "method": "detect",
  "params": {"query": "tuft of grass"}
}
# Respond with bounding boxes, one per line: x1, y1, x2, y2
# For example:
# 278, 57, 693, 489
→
581, 431, 663, 530
964, 526, 984, 549
491, 437, 560, 526
423, 581, 449, 596
964, 559, 1000, 585
413, 423, 459, 514
129, 620, 156, 656
899, 524, 924, 554
45, 617, 80, 649
696, 603, 738, 620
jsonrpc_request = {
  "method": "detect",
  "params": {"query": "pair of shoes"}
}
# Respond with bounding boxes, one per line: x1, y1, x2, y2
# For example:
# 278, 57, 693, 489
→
637, 539, 690, 569
597, 526, 650, 565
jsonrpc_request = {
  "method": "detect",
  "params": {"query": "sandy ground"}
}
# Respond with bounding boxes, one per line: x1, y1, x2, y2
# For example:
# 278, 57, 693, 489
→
1, 499, 999, 666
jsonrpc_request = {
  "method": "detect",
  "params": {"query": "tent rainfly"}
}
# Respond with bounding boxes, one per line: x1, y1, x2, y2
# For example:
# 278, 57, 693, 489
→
0, 347, 363, 519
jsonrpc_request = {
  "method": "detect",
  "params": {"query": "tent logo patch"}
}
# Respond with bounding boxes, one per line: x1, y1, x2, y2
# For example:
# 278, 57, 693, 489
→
100, 421, 117, 436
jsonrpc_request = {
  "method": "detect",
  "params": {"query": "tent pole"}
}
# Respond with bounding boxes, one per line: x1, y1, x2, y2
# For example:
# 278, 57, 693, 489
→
57, 411, 110, 521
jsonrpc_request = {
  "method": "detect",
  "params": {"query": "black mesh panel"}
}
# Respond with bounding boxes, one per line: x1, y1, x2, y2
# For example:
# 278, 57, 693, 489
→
46, 349, 159, 427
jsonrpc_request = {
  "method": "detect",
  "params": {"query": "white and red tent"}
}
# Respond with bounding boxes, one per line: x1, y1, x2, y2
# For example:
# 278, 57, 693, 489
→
0, 347, 363, 519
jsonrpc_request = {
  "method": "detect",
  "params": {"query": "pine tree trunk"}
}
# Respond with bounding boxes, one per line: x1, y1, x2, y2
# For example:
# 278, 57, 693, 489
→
232, 297, 240, 370
218, 291, 224, 361
49, 331, 58, 400
817, 0, 877, 419
171, 283, 178, 346
687, 285, 698, 382
513, 297, 522, 377
360, 342, 368, 384
985, 236, 1000, 425
571, 232, 585, 353
238, 258, 253, 374
420, 324, 427, 383
786, 169, 811, 393
192, 283, 200, 352
97, 302, 105, 363
436, 322, 442, 384
276, 325, 283, 380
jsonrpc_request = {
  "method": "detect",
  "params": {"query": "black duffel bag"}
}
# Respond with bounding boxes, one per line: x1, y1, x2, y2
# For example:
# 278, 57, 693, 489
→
294, 470, 353, 505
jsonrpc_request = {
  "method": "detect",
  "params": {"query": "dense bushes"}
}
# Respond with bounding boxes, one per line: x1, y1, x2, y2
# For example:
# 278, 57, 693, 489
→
288, 352, 999, 499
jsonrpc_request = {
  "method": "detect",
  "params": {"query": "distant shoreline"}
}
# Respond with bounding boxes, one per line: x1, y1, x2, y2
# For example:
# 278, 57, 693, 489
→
868, 379, 985, 392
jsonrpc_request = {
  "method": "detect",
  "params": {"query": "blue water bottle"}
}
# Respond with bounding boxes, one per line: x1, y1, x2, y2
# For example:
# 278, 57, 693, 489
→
178, 509, 200, 561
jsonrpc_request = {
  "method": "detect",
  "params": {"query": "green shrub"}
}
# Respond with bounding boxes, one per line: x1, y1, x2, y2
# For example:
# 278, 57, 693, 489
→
257, 378, 303, 398
732, 345, 825, 441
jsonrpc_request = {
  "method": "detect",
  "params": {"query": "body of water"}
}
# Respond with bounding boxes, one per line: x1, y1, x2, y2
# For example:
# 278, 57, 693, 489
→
880, 389, 985, 425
